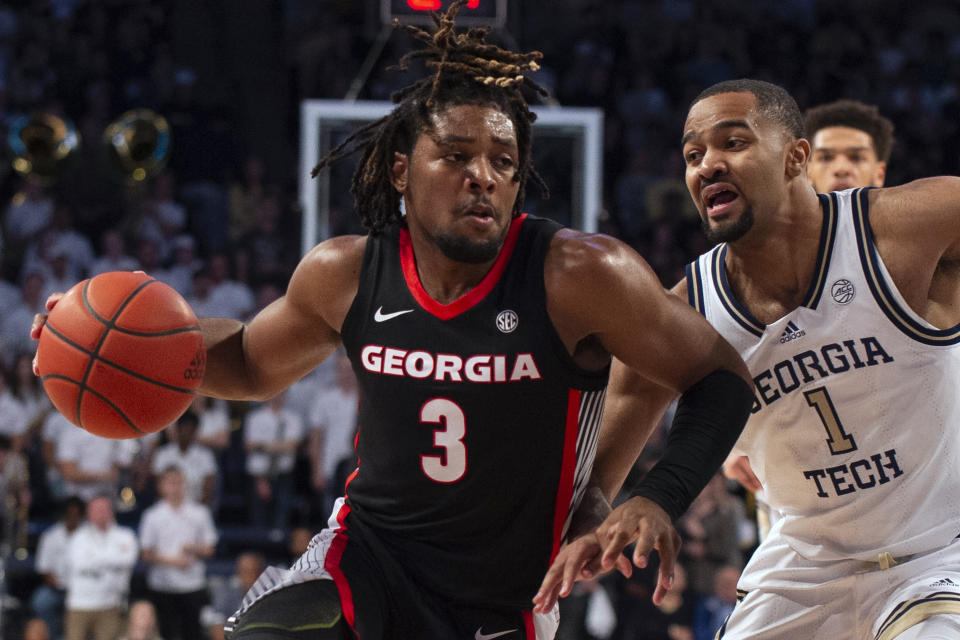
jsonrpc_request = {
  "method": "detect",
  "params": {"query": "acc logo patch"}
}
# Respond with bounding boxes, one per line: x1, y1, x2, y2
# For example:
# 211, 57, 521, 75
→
831, 279, 855, 304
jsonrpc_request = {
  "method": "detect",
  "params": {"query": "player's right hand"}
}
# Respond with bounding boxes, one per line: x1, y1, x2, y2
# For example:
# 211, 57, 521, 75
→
722, 454, 762, 492
595, 496, 682, 605
31, 292, 65, 375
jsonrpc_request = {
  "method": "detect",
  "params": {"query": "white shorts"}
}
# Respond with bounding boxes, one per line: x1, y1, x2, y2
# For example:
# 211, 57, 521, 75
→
719, 531, 960, 640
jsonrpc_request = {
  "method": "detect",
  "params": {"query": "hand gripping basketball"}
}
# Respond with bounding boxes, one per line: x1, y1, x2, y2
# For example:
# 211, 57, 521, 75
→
35, 271, 205, 439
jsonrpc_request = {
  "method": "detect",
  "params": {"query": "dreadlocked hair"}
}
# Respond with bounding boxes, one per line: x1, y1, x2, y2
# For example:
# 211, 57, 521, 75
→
311, 0, 549, 234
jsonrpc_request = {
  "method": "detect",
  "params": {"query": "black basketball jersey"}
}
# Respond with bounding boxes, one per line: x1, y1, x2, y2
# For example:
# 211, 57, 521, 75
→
338, 214, 609, 610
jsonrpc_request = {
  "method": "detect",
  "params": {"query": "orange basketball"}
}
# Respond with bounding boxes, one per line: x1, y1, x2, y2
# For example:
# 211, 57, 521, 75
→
36, 271, 205, 439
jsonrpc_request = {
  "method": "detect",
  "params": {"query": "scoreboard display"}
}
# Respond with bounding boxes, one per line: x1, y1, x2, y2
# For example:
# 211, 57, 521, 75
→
382, 0, 507, 27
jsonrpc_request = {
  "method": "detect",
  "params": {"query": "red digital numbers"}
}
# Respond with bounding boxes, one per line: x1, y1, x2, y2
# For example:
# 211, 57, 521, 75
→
405, 0, 480, 9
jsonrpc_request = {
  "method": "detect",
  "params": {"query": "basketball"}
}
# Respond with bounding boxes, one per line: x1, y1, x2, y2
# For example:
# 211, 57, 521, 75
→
36, 271, 205, 439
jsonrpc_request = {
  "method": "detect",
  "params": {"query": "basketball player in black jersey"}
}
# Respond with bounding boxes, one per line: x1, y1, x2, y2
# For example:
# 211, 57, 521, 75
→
32, 3, 753, 638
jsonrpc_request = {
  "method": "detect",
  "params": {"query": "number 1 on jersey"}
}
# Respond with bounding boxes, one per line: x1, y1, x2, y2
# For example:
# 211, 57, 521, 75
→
420, 398, 467, 483
804, 387, 857, 455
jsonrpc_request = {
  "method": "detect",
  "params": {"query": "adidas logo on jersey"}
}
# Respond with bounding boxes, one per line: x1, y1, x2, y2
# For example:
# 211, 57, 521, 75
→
930, 577, 959, 588
779, 321, 806, 344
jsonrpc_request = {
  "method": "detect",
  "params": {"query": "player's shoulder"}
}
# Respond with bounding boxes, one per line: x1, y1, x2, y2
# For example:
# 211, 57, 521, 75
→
287, 234, 368, 313
298, 234, 368, 278
546, 228, 638, 276
869, 176, 960, 233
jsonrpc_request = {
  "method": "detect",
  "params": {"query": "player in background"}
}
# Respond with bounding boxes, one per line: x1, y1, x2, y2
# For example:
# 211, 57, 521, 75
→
805, 98, 894, 193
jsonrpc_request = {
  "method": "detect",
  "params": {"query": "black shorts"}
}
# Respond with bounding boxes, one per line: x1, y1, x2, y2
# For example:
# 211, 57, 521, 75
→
227, 516, 542, 639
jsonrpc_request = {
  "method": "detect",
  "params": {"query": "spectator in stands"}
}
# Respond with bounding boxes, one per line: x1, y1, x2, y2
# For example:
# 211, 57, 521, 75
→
1, 269, 46, 369
4, 179, 53, 249
30, 495, 85, 640
228, 154, 269, 243
139, 466, 218, 640
202, 551, 265, 640
151, 410, 217, 506
236, 193, 297, 285
207, 252, 254, 321
46, 203, 95, 281
192, 395, 231, 453
158, 233, 200, 297
693, 565, 740, 640
0, 362, 28, 451
116, 600, 162, 640
613, 561, 695, 640
0, 432, 29, 553
185, 267, 218, 319
64, 495, 138, 640
10, 352, 52, 435
54, 417, 130, 502
677, 473, 747, 596
243, 391, 304, 530
308, 349, 357, 515
39, 410, 73, 502
88, 229, 138, 277
133, 236, 163, 280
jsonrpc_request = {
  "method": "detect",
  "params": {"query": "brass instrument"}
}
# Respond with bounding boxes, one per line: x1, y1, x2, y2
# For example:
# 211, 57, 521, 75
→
103, 108, 172, 183
6, 112, 80, 185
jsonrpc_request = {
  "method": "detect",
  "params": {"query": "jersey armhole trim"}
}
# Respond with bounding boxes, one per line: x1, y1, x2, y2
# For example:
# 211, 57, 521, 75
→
852, 187, 960, 345
685, 260, 706, 316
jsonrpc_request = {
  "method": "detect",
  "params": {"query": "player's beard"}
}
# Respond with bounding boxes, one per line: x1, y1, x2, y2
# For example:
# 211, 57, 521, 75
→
431, 231, 504, 263
702, 205, 755, 244
428, 217, 510, 264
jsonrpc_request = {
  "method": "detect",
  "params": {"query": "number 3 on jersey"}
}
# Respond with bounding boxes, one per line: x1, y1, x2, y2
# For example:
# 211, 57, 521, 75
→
420, 398, 467, 483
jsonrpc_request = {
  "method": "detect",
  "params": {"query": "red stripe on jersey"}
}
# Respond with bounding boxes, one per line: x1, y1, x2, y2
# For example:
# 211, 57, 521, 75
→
523, 610, 536, 638
399, 214, 527, 320
550, 389, 580, 562
323, 503, 358, 635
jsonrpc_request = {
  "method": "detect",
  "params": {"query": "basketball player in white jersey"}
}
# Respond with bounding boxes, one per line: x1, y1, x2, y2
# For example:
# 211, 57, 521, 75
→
536, 79, 960, 639
722, 98, 897, 538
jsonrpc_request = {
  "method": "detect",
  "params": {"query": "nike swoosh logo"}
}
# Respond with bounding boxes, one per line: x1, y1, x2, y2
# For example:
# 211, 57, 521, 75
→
475, 628, 516, 640
374, 306, 414, 322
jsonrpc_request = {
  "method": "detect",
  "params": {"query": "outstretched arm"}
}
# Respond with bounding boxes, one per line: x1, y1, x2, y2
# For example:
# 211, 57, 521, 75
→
199, 235, 365, 401
536, 234, 753, 609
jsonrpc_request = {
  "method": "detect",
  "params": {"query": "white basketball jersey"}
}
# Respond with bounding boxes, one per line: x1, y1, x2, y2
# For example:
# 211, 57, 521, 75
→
686, 188, 960, 562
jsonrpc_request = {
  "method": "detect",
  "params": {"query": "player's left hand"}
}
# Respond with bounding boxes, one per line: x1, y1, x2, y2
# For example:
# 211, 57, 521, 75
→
31, 292, 64, 375
595, 496, 681, 605
532, 532, 631, 613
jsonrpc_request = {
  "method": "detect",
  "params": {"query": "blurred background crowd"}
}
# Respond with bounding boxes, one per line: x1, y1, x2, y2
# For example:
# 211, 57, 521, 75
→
1, 0, 959, 638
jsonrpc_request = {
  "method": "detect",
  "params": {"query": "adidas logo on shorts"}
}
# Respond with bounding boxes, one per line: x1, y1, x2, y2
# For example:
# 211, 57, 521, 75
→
779, 321, 806, 344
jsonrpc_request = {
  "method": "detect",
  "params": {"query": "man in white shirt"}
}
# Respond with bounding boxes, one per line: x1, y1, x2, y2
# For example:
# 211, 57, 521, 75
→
244, 391, 304, 530
207, 253, 254, 320
55, 422, 127, 502
64, 496, 138, 640
151, 411, 217, 506
30, 496, 85, 640
139, 466, 218, 640
308, 350, 358, 516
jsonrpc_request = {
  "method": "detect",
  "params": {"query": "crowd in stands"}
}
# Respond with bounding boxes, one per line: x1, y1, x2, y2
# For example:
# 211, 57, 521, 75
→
1, 0, 959, 637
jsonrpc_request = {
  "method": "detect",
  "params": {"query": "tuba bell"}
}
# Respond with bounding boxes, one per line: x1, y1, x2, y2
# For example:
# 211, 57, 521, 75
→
7, 112, 80, 185
103, 108, 172, 183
